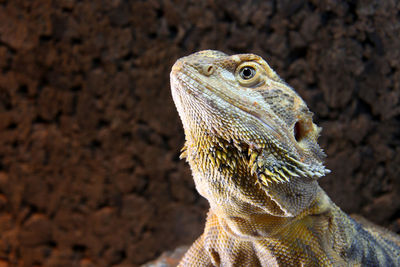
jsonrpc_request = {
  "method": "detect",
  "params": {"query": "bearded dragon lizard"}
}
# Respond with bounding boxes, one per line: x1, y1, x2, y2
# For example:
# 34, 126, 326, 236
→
170, 50, 400, 266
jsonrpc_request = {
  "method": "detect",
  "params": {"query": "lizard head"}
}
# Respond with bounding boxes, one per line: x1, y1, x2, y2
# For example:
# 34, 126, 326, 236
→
171, 50, 330, 217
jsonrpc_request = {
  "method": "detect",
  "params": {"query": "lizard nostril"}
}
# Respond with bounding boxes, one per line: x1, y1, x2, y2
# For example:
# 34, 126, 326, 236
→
202, 64, 214, 76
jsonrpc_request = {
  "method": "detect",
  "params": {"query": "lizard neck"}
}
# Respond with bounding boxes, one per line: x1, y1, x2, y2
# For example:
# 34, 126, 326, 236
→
205, 177, 333, 240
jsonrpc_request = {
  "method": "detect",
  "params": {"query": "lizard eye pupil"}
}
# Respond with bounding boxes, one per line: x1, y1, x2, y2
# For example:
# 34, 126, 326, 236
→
239, 66, 256, 80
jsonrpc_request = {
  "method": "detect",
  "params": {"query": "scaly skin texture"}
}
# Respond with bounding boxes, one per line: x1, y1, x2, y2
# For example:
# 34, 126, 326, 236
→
170, 50, 400, 266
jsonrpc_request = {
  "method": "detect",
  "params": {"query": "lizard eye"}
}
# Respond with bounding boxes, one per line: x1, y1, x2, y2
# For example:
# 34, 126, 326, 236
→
236, 62, 261, 87
239, 67, 255, 79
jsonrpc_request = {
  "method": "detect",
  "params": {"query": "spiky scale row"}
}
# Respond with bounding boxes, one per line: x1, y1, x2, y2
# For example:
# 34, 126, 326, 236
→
248, 149, 330, 187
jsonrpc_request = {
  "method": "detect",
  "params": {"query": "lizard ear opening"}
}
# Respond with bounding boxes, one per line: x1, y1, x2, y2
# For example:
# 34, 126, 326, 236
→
294, 120, 306, 142
294, 121, 301, 142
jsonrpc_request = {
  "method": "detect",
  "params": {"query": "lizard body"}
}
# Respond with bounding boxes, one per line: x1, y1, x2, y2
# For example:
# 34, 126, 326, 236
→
170, 50, 400, 266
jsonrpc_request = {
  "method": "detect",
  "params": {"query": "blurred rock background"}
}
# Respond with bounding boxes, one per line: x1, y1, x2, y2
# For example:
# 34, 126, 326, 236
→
0, 0, 399, 266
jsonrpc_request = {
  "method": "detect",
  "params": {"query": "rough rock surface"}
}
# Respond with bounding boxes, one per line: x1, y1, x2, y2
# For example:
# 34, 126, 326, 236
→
0, 0, 399, 266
